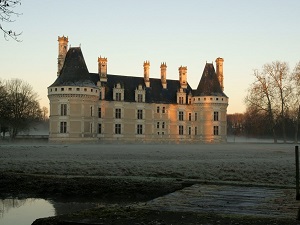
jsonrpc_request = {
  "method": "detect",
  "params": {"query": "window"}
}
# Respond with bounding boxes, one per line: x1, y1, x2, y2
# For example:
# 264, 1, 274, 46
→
98, 107, 101, 118
214, 112, 219, 121
76, 88, 80, 91
90, 123, 93, 133
137, 124, 143, 134
156, 106, 160, 113
61, 88, 64, 91
98, 123, 102, 134
195, 113, 198, 121
178, 111, 184, 121
137, 94, 143, 102
68, 88, 72, 91
179, 125, 184, 135
188, 113, 192, 121
213, 126, 219, 135
90, 106, 93, 117
195, 127, 198, 136
115, 124, 121, 134
162, 122, 165, 129
188, 127, 191, 135
179, 96, 184, 104
60, 104, 67, 116
137, 109, 143, 119
162, 107, 166, 113
115, 108, 121, 119
60, 122, 67, 133
99, 91, 102, 100
116, 92, 121, 101
157, 122, 159, 129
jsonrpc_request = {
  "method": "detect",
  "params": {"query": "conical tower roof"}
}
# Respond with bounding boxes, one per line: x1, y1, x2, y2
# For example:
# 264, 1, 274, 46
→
193, 63, 226, 97
49, 47, 96, 87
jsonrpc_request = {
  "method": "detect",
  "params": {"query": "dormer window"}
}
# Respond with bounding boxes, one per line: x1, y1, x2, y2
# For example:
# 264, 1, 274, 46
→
113, 83, 124, 101
135, 84, 145, 102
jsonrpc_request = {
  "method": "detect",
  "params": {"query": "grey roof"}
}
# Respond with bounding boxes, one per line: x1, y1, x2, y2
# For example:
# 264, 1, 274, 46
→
50, 47, 227, 103
49, 47, 96, 88
193, 63, 227, 97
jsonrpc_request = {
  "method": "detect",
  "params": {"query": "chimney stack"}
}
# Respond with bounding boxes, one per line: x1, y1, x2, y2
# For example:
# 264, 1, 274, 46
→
57, 36, 68, 76
215, 57, 224, 91
179, 66, 187, 89
160, 62, 167, 89
143, 61, 150, 88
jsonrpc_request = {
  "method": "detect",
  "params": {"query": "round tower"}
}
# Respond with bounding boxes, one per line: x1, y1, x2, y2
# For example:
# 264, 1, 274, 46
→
57, 36, 69, 76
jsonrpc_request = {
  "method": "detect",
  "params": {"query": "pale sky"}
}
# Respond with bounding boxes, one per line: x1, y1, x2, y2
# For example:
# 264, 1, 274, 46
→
1, 0, 300, 114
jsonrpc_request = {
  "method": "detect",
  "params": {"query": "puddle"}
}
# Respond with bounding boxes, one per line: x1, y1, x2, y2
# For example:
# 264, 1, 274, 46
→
0, 198, 103, 225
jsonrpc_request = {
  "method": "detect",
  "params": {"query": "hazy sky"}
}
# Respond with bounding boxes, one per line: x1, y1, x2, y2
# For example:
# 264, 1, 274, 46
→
1, 0, 300, 114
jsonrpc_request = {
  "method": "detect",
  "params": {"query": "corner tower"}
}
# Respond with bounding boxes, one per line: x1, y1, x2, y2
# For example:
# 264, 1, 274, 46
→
57, 36, 68, 76
215, 57, 224, 91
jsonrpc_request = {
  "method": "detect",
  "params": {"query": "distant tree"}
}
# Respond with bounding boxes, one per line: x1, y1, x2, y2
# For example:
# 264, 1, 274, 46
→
0, 0, 22, 41
41, 106, 48, 121
290, 61, 300, 143
0, 79, 10, 138
245, 67, 278, 142
5, 79, 42, 138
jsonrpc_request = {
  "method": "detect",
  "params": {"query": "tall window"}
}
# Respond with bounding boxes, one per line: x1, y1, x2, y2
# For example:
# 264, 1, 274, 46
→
115, 108, 121, 119
162, 122, 165, 129
179, 125, 184, 135
115, 124, 121, 134
137, 124, 143, 134
157, 122, 160, 129
60, 122, 67, 133
213, 126, 219, 135
195, 113, 198, 121
178, 111, 184, 121
188, 127, 191, 135
98, 107, 101, 118
116, 92, 121, 101
98, 123, 102, 134
90, 106, 93, 117
90, 123, 93, 133
137, 109, 143, 119
214, 112, 219, 121
162, 107, 166, 113
188, 113, 192, 121
137, 94, 143, 102
195, 127, 198, 136
179, 97, 184, 104
156, 106, 160, 113
60, 104, 67, 116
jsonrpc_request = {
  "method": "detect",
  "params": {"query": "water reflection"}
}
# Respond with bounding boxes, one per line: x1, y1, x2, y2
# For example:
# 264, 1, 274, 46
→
0, 198, 55, 225
0, 198, 104, 225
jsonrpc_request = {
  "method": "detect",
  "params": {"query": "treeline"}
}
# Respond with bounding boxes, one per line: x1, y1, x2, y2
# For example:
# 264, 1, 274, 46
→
227, 113, 299, 142
229, 60, 300, 143
0, 78, 46, 139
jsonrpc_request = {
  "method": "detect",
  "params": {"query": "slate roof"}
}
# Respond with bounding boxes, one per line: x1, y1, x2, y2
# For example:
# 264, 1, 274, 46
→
193, 63, 227, 97
49, 47, 97, 88
50, 47, 226, 103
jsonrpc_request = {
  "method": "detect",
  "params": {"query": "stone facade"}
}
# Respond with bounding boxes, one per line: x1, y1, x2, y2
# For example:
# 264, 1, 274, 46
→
48, 36, 229, 143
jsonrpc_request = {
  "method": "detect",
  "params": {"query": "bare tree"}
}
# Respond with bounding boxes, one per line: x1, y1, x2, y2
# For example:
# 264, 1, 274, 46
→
5, 78, 42, 138
245, 68, 278, 142
264, 61, 292, 143
290, 61, 300, 143
0, 0, 22, 41
42, 106, 48, 121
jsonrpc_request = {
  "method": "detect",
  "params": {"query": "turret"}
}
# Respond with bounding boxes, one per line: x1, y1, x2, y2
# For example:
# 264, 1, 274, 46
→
143, 61, 150, 88
215, 57, 224, 91
179, 66, 187, 89
57, 36, 69, 76
98, 56, 107, 82
160, 62, 167, 89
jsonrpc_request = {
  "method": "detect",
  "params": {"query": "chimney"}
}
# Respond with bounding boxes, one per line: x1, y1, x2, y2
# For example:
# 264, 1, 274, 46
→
98, 56, 107, 82
160, 62, 167, 89
57, 36, 68, 76
215, 57, 224, 91
179, 66, 187, 89
143, 61, 150, 88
